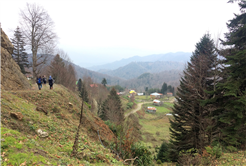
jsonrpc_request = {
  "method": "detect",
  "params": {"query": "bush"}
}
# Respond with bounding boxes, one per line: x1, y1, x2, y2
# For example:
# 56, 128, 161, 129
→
104, 120, 117, 134
205, 144, 222, 158
131, 143, 153, 166
127, 102, 133, 109
226, 145, 238, 152
156, 159, 162, 164
84, 102, 91, 109
157, 142, 170, 163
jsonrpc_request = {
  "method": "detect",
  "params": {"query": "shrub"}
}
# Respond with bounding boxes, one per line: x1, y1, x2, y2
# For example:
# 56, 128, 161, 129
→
104, 120, 117, 134
84, 102, 91, 109
127, 102, 133, 109
157, 142, 170, 163
131, 143, 153, 166
156, 159, 162, 164
205, 144, 222, 158
226, 145, 238, 152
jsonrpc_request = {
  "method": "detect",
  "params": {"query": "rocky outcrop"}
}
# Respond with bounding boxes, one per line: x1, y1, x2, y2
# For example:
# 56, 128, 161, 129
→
1, 28, 30, 90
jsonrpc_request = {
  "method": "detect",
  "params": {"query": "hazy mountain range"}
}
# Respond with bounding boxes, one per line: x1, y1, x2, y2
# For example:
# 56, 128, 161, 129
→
27, 52, 190, 89
88, 52, 191, 71
98, 61, 185, 80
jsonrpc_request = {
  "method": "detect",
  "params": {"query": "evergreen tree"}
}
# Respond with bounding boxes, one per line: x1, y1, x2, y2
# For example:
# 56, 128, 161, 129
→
79, 81, 89, 103
161, 82, 167, 94
157, 142, 169, 163
169, 34, 217, 159
11, 26, 29, 74
212, 1, 246, 147
101, 78, 107, 87
100, 88, 124, 124
77, 79, 82, 91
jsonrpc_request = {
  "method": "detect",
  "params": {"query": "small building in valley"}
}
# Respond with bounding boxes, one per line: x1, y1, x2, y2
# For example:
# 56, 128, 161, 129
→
150, 92, 163, 99
146, 107, 156, 113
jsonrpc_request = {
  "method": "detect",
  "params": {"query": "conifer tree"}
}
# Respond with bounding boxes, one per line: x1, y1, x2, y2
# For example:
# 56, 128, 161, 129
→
101, 78, 107, 87
77, 79, 82, 91
169, 34, 218, 158
11, 26, 29, 74
212, 0, 246, 147
161, 82, 167, 94
100, 88, 124, 124
79, 81, 89, 103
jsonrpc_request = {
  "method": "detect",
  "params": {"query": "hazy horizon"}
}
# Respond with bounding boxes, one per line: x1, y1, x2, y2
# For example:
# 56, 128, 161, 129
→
0, 0, 240, 68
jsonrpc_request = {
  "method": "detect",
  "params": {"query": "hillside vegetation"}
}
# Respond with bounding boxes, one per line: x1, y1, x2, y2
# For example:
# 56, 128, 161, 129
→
1, 84, 122, 165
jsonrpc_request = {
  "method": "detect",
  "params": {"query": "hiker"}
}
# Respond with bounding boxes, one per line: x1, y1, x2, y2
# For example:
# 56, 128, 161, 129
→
49, 76, 54, 90
37, 76, 42, 90
43, 75, 47, 85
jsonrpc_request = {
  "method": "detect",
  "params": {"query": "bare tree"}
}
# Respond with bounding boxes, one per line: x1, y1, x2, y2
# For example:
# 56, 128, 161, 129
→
19, 3, 57, 79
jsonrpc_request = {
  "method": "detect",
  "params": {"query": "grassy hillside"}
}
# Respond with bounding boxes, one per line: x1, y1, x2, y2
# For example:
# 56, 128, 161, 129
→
1, 84, 123, 165
136, 102, 173, 153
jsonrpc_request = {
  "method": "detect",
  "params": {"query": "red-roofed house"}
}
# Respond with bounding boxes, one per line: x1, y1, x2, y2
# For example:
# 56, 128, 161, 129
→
167, 93, 173, 97
90, 84, 98, 88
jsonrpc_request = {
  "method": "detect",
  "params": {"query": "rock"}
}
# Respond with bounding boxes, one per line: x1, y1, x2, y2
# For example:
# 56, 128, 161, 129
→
1, 139, 5, 142
37, 129, 49, 138
10, 112, 23, 120
1, 28, 31, 91
68, 102, 73, 107
36, 107, 48, 115
29, 121, 33, 124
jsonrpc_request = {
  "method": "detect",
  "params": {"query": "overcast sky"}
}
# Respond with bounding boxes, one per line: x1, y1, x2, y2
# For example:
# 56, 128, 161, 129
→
0, 0, 240, 68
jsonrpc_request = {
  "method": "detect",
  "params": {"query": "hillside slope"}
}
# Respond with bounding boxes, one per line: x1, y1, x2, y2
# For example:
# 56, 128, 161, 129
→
1, 28, 30, 90
1, 84, 122, 165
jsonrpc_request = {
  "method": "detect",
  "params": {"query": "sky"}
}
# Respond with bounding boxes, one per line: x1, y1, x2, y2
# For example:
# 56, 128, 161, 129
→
0, 0, 240, 68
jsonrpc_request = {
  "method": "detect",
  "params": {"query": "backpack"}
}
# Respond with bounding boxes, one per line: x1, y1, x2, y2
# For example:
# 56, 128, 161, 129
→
38, 78, 42, 84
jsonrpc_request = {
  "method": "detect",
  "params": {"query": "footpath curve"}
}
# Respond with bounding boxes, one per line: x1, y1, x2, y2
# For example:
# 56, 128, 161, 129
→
125, 102, 152, 118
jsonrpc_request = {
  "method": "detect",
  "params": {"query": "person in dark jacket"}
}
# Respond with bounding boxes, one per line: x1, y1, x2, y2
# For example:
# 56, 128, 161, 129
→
43, 75, 47, 85
37, 76, 42, 90
49, 76, 54, 89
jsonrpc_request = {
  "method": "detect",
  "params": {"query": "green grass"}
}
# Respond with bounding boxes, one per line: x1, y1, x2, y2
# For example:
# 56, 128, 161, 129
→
1, 84, 124, 166
137, 103, 173, 154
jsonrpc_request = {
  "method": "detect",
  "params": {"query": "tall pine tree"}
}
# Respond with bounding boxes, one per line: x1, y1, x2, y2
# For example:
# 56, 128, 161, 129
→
212, 0, 246, 147
77, 79, 82, 91
169, 34, 218, 159
100, 88, 124, 124
11, 26, 29, 74
161, 82, 167, 94
79, 81, 89, 103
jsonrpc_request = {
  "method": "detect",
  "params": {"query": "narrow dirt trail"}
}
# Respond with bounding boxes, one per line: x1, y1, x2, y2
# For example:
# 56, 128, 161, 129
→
125, 102, 152, 117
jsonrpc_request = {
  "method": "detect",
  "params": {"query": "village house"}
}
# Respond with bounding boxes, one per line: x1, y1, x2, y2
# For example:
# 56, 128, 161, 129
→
167, 92, 173, 97
90, 84, 98, 88
146, 107, 156, 113
137, 93, 144, 96
150, 92, 163, 99
153, 99, 163, 106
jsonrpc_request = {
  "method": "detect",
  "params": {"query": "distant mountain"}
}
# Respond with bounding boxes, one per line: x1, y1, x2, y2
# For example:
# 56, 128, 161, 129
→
72, 63, 123, 85
88, 52, 191, 71
27, 54, 123, 85
99, 61, 185, 80
119, 70, 183, 92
